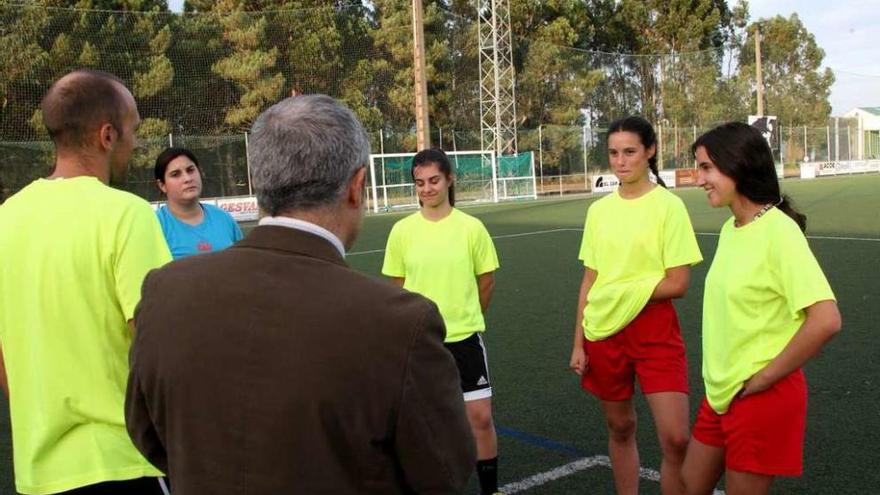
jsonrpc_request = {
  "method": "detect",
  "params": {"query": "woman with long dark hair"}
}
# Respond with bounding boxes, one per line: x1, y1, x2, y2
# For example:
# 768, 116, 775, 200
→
382, 148, 502, 495
682, 122, 841, 495
570, 116, 702, 495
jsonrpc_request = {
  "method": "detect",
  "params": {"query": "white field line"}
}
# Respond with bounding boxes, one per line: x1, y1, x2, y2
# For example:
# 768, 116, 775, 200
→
501, 456, 725, 495
347, 228, 581, 257
348, 227, 878, 257
696, 231, 880, 242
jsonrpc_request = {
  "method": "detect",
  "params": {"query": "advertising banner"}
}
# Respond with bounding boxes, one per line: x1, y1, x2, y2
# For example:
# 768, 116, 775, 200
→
215, 196, 260, 222
675, 168, 699, 187
591, 174, 619, 193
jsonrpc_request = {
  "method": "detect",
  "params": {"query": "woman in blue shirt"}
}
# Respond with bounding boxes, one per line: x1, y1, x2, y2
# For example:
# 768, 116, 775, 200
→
154, 147, 242, 259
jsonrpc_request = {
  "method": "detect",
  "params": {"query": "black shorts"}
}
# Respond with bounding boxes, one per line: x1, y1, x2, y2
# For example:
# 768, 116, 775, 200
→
445, 333, 492, 401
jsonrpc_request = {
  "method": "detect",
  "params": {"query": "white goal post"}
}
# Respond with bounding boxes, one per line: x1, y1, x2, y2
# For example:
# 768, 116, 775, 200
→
366, 150, 537, 213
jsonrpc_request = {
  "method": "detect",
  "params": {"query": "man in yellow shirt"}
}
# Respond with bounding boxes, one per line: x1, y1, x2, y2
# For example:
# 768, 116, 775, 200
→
0, 70, 170, 495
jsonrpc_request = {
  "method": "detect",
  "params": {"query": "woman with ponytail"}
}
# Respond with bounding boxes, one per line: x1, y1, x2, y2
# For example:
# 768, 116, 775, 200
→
570, 116, 702, 495
382, 148, 502, 495
682, 122, 841, 495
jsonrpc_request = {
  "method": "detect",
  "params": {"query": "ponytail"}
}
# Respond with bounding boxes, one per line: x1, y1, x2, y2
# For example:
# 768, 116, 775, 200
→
648, 157, 667, 188
777, 194, 807, 233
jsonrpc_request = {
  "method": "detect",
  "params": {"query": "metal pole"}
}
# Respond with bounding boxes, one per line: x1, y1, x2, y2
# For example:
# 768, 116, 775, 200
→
244, 132, 253, 196
857, 116, 864, 160
848, 125, 852, 161
658, 123, 664, 170
693, 125, 697, 167
168, 133, 173, 147
583, 125, 588, 191
835, 119, 842, 162
674, 124, 679, 167
538, 125, 544, 194
380, 129, 388, 210
803, 125, 807, 161
490, 150, 498, 203
530, 151, 537, 199
779, 124, 784, 164
826, 125, 831, 161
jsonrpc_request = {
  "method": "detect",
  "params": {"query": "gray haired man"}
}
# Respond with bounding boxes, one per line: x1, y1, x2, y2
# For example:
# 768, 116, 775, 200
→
126, 95, 476, 494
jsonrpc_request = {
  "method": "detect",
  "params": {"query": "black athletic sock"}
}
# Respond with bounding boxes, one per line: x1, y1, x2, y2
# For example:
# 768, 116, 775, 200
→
476, 456, 499, 494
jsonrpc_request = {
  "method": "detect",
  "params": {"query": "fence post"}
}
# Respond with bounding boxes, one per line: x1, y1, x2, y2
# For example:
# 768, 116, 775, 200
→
848, 125, 852, 161
693, 125, 697, 168
804, 125, 808, 161
674, 124, 679, 166
168, 133, 173, 147
583, 125, 588, 191
379, 129, 387, 210
826, 125, 831, 161
538, 125, 544, 195
658, 123, 664, 170
244, 132, 253, 196
491, 150, 499, 203
780, 124, 785, 165
835, 118, 840, 162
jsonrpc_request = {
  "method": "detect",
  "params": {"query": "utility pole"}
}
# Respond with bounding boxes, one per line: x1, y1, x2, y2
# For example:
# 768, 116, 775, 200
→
755, 25, 765, 116
412, 0, 430, 149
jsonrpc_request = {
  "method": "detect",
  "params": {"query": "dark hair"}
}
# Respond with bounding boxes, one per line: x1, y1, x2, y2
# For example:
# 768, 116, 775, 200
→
154, 147, 201, 183
41, 69, 129, 149
607, 116, 666, 188
411, 148, 455, 206
692, 122, 806, 232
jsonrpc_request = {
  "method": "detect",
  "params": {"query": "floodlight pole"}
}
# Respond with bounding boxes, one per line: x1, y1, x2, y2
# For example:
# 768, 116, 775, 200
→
412, 0, 431, 150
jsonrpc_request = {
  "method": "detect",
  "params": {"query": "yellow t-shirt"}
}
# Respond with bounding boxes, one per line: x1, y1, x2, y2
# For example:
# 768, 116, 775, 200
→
702, 208, 835, 414
578, 186, 702, 341
382, 208, 499, 343
0, 177, 171, 494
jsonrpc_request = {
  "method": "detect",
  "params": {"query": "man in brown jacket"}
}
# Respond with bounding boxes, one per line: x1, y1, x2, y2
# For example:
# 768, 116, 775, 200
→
125, 94, 476, 494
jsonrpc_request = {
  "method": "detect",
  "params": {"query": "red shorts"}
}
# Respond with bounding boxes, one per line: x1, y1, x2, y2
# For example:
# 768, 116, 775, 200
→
692, 369, 807, 476
581, 300, 688, 401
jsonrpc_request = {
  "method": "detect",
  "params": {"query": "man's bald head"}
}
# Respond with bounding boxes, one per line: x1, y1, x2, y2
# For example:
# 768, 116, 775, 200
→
41, 69, 131, 150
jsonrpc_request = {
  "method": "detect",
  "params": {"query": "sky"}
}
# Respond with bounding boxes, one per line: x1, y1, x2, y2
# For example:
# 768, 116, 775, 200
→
166, 0, 878, 115
748, 0, 880, 115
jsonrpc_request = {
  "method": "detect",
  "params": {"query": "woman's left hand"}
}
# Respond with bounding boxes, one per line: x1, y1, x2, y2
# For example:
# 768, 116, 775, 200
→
740, 370, 773, 398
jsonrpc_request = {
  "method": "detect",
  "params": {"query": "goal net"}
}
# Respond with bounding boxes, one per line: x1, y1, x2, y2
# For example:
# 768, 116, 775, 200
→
366, 150, 536, 212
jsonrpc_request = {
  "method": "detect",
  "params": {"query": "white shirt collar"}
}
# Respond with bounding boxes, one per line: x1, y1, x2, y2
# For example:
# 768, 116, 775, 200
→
258, 216, 346, 258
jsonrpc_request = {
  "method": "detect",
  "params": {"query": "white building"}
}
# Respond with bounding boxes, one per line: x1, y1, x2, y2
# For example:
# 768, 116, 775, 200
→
842, 107, 880, 159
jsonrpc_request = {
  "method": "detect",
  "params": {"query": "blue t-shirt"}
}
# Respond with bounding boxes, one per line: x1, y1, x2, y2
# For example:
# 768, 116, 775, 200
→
156, 203, 243, 259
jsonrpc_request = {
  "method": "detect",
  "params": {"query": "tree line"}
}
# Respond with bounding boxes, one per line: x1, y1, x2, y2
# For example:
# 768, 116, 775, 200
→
0, 0, 835, 196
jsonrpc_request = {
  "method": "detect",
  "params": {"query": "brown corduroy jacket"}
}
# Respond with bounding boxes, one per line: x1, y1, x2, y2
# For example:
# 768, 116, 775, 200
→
126, 225, 475, 494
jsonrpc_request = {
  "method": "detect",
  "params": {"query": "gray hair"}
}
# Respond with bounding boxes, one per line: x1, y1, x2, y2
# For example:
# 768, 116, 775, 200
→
248, 95, 370, 215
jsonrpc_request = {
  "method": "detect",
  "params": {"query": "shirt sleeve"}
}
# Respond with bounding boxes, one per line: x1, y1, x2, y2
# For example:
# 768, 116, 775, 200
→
114, 201, 173, 321
381, 223, 406, 277
774, 223, 836, 317
471, 222, 499, 275
662, 199, 703, 268
578, 206, 596, 268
